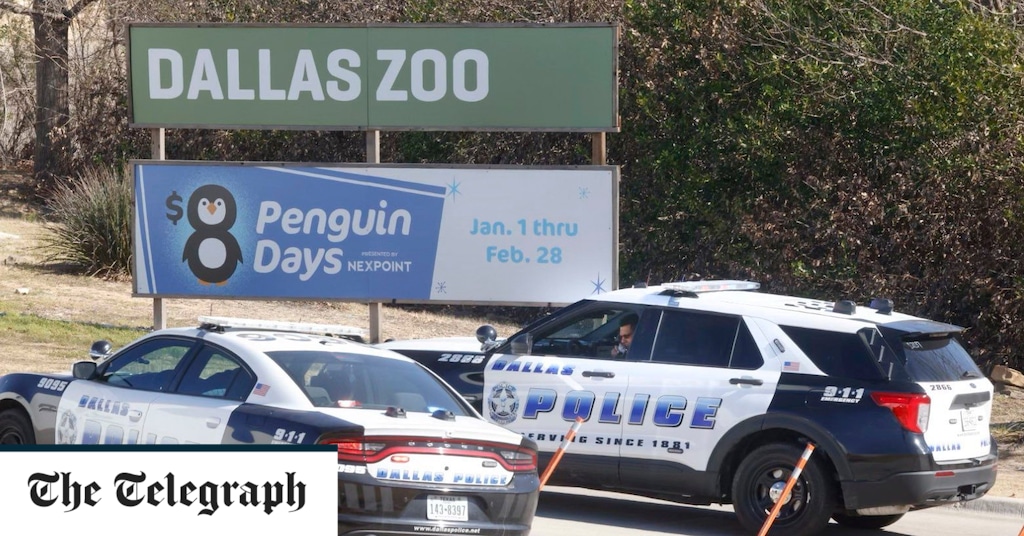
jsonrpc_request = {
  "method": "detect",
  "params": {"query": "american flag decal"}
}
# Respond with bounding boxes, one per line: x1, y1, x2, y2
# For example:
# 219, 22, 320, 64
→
783, 361, 800, 372
253, 383, 270, 396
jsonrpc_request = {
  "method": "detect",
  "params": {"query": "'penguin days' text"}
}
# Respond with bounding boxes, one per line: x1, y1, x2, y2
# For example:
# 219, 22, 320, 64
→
253, 200, 412, 281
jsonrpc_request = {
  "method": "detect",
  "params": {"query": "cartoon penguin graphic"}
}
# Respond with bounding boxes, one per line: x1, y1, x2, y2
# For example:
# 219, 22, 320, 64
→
182, 184, 242, 286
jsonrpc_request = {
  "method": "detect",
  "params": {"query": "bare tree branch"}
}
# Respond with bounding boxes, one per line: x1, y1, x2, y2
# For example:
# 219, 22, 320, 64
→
66, 0, 98, 19
0, 0, 97, 20
856, 0, 928, 37
0, 0, 44, 17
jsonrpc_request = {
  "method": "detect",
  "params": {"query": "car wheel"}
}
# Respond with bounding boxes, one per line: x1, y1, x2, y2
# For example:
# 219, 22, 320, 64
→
0, 409, 35, 445
732, 443, 835, 536
831, 512, 905, 529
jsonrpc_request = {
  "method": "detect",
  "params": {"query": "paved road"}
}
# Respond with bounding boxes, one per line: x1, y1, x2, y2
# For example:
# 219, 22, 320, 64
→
534, 486, 1024, 536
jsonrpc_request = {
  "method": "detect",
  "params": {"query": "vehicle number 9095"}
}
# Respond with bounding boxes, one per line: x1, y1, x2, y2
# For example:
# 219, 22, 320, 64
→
37, 378, 69, 392
438, 353, 485, 365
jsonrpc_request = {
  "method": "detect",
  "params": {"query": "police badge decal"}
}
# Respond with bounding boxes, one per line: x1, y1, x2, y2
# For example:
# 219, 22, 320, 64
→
488, 382, 519, 425
56, 410, 77, 444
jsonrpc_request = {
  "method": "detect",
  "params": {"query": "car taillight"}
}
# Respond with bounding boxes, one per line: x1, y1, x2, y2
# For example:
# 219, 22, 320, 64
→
499, 448, 538, 472
319, 436, 538, 471
871, 392, 930, 433
320, 437, 387, 462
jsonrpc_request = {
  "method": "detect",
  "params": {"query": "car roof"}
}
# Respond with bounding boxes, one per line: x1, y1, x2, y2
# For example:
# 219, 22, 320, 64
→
377, 336, 485, 353
206, 330, 408, 358
143, 317, 410, 361
586, 280, 947, 333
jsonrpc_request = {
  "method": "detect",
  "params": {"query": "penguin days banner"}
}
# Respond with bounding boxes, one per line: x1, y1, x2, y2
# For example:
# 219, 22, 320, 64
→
133, 164, 445, 300
133, 162, 617, 304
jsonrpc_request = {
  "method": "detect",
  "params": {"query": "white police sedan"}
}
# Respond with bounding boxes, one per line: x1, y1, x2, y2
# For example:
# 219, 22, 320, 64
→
0, 316, 539, 535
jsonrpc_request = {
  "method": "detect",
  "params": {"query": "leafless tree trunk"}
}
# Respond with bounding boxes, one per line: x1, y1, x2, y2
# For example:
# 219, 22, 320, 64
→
31, 3, 71, 189
0, 0, 98, 191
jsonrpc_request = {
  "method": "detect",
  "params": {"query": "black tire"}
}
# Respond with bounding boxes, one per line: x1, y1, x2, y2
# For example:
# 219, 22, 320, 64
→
0, 409, 35, 445
831, 512, 905, 530
731, 443, 836, 536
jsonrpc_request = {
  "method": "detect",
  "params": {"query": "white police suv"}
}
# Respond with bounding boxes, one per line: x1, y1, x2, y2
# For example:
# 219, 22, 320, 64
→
379, 280, 997, 536
0, 317, 539, 535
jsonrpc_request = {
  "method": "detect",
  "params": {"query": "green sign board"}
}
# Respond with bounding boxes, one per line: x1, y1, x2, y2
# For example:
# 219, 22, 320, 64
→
128, 24, 619, 131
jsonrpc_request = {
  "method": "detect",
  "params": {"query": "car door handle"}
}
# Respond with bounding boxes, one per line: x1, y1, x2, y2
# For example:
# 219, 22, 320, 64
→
206, 417, 222, 429
730, 377, 763, 386
128, 410, 143, 422
582, 371, 615, 378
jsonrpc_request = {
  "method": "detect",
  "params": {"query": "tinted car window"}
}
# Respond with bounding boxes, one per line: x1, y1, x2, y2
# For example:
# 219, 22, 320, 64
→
100, 338, 195, 392
885, 334, 982, 382
176, 346, 255, 401
781, 326, 884, 380
268, 351, 470, 414
859, 327, 911, 382
531, 306, 637, 358
509, 300, 590, 339
649, 310, 753, 367
623, 309, 659, 361
729, 321, 764, 369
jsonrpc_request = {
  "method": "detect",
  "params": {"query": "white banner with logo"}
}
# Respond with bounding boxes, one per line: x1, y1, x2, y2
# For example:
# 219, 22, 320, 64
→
133, 162, 618, 305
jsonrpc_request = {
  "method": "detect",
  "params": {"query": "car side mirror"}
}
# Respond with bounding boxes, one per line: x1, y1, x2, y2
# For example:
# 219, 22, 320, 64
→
510, 333, 533, 355
89, 340, 112, 360
72, 361, 98, 380
475, 324, 505, 352
476, 324, 497, 344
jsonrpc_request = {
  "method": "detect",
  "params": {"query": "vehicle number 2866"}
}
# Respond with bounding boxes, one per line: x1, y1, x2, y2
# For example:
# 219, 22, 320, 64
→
438, 353, 485, 364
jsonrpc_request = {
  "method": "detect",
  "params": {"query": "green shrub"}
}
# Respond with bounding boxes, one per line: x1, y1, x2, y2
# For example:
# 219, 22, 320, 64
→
42, 165, 133, 278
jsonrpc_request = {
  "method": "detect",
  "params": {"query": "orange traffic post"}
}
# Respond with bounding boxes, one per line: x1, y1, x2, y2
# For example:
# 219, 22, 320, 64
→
539, 417, 585, 490
756, 442, 817, 536
1018, 521, 1024, 536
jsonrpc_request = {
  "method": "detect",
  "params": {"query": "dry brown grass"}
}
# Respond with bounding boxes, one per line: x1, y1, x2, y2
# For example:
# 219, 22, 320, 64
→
988, 386, 1024, 498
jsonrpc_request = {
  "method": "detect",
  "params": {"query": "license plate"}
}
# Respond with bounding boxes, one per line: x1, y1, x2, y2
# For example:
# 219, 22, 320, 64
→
961, 409, 977, 432
427, 495, 468, 521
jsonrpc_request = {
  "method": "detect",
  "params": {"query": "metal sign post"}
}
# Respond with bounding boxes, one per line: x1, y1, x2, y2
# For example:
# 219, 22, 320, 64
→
150, 127, 166, 330
367, 129, 382, 343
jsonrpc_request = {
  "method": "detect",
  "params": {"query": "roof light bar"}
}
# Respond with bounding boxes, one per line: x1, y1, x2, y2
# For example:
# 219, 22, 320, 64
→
198, 316, 367, 339
661, 280, 761, 293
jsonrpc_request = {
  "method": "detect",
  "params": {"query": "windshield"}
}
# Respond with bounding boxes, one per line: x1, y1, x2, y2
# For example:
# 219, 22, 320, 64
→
493, 299, 598, 354
268, 350, 470, 415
